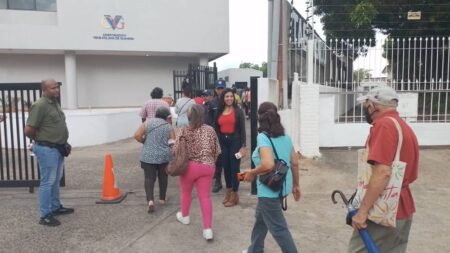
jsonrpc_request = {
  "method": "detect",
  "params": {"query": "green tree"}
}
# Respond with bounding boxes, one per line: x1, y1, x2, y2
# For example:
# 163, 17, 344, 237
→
239, 62, 267, 77
315, 0, 450, 86
353, 68, 372, 83
314, 0, 450, 40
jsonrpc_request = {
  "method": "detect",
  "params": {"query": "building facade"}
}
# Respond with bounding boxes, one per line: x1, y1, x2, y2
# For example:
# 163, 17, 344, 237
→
0, 0, 229, 109
218, 68, 262, 88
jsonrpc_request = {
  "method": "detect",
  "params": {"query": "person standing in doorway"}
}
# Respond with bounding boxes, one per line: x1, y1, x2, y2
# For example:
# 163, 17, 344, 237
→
215, 88, 246, 207
24, 79, 74, 226
209, 79, 226, 192
348, 86, 419, 253
139, 87, 170, 122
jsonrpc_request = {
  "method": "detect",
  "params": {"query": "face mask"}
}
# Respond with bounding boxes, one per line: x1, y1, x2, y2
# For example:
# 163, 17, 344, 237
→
364, 106, 373, 124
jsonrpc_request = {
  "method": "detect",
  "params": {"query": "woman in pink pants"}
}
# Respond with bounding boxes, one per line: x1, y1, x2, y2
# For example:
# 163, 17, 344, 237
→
175, 104, 221, 241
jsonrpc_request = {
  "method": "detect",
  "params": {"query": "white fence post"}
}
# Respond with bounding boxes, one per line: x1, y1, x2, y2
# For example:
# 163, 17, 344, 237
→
290, 73, 300, 151
295, 76, 321, 157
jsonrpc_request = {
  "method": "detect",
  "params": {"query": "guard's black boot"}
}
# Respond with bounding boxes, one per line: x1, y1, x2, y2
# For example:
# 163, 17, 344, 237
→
211, 177, 223, 193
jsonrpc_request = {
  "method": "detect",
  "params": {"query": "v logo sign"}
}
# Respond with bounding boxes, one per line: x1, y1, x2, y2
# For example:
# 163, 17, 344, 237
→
103, 15, 125, 30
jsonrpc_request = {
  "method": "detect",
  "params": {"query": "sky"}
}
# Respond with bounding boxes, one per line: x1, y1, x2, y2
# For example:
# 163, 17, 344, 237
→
214, 0, 386, 77
214, 0, 318, 71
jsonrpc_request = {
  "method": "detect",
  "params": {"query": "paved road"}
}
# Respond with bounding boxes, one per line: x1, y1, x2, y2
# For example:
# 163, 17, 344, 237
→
1, 138, 449, 252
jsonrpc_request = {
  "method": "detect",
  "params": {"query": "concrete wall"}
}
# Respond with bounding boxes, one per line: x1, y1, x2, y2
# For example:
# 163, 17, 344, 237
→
281, 81, 450, 149
257, 78, 278, 107
0, 0, 229, 54
1, 108, 141, 148
0, 54, 196, 108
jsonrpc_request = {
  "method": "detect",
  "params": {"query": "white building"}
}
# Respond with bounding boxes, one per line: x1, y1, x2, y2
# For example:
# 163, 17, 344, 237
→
0, 0, 229, 109
0, 0, 229, 146
218, 68, 263, 88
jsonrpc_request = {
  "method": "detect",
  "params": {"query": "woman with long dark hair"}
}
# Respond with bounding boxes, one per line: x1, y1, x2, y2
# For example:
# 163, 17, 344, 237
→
214, 88, 246, 207
243, 102, 301, 253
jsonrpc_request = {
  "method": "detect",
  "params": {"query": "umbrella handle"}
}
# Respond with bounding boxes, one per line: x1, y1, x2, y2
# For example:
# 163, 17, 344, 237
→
358, 229, 380, 253
348, 210, 380, 253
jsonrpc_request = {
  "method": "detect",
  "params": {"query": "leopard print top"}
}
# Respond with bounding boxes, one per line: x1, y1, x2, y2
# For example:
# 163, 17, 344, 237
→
179, 125, 221, 166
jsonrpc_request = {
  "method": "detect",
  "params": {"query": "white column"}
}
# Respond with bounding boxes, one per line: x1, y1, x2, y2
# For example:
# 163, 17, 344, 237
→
64, 51, 78, 109
290, 73, 300, 151
198, 57, 209, 66
298, 81, 321, 158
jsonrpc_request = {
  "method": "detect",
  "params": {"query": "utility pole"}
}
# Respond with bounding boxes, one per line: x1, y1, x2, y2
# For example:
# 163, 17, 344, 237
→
305, 0, 315, 85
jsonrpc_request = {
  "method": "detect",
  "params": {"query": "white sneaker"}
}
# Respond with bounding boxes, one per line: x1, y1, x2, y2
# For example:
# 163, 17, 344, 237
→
202, 228, 213, 241
176, 211, 190, 225
242, 250, 248, 253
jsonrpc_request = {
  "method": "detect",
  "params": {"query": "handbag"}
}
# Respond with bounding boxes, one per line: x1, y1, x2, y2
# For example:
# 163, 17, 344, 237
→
351, 117, 407, 227
258, 132, 289, 210
166, 129, 189, 176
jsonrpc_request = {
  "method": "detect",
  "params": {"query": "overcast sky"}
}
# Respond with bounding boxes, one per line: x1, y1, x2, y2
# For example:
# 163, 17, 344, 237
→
214, 0, 386, 77
214, 0, 318, 71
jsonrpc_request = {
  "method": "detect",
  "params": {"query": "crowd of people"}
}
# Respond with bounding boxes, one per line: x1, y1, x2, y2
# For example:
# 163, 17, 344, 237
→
25, 79, 419, 253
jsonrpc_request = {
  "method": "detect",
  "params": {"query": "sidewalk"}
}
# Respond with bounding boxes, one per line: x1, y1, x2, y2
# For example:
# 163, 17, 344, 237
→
1, 138, 449, 252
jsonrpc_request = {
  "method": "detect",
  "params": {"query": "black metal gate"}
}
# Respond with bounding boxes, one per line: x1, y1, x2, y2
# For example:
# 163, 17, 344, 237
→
173, 63, 218, 100
0, 82, 64, 192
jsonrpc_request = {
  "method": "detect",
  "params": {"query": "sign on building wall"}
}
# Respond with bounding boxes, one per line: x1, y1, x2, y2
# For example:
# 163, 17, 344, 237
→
93, 15, 135, 41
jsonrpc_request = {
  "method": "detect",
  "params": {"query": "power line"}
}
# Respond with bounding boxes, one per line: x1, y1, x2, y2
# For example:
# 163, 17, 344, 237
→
323, 20, 450, 24
323, 27, 450, 32
314, 3, 450, 7
318, 11, 450, 15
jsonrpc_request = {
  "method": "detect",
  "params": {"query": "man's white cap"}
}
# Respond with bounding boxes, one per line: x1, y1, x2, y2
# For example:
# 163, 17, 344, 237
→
357, 85, 399, 106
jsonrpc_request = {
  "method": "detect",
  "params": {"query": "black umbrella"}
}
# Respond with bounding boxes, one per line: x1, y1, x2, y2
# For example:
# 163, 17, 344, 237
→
331, 190, 379, 253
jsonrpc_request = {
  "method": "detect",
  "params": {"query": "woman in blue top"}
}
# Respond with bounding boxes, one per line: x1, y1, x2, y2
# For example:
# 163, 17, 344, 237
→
243, 102, 301, 253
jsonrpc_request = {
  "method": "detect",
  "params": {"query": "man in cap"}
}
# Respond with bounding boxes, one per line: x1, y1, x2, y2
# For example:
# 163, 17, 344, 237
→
348, 85, 419, 252
201, 89, 214, 126
208, 79, 226, 192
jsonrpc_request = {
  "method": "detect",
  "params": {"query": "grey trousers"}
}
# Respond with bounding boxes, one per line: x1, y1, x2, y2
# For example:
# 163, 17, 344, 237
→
141, 162, 168, 202
348, 218, 413, 253
247, 197, 298, 253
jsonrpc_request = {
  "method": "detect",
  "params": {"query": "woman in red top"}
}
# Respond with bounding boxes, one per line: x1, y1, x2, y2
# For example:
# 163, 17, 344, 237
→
214, 88, 246, 207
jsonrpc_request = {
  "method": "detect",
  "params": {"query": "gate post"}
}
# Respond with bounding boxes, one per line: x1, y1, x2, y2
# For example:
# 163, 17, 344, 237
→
295, 58, 321, 157
250, 76, 259, 195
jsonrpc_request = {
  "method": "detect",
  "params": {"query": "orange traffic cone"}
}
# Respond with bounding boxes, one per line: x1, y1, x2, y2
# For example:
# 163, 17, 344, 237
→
96, 154, 127, 204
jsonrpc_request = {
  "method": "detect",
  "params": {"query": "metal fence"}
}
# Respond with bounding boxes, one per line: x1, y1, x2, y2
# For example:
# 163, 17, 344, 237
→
0, 82, 64, 192
290, 36, 450, 123
1, 83, 41, 191
173, 63, 217, 100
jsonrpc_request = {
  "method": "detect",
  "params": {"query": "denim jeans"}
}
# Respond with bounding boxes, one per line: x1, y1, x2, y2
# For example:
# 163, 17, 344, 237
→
219, 134, 241, 192
33, 144, 64, 218
247, 197, 298, 253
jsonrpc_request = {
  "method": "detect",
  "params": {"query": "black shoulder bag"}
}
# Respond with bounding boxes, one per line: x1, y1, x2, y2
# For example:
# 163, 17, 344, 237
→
259, 132, 289, 211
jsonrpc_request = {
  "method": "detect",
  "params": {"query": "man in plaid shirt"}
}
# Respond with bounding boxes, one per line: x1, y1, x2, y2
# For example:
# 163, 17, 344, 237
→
139, 87, 170, 122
